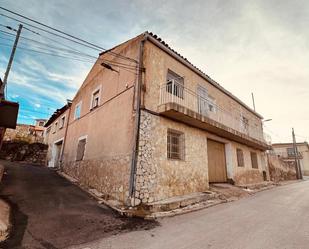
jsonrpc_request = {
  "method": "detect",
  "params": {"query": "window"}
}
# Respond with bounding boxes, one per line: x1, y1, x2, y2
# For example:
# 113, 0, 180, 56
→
208, 96, 216, 113
74, 102, 82, 119
167, 129, 185, 160
287, 147, 295, 157
237, 148, 244, 167
38, 121, 44, 126
53, 122, 58, 133
59, 116, 65, 129
76, 137, 87, 161
166, 69, 184, 98
250, 152, 258, 169
241, 115, 249, 133
91, 88, 100, 110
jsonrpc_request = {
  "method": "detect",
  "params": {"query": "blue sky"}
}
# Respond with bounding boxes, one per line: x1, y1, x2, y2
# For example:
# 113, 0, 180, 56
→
0, 0, 309, 143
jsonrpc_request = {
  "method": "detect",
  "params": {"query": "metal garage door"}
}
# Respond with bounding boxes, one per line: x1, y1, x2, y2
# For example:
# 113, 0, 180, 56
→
207, 139, 227, 183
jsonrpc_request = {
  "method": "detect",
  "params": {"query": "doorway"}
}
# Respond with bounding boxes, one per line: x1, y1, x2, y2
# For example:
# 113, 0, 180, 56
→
51, 139, 63, 168
207, 139, 227, 183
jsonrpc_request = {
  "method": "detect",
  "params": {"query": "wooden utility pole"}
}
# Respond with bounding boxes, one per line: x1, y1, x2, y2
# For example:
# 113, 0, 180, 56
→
0, 24, 23, 99
292, 128, 303, 179
0, 24, 23, 150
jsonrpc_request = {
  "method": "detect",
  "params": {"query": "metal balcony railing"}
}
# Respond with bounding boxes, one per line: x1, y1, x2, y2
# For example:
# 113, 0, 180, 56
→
159, 80, 267, 143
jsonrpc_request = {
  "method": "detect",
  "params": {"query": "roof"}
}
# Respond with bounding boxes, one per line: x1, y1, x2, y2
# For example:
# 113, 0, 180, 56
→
44, 103, 71, 127
142, 31, 263, 119
272, 142, 309, 148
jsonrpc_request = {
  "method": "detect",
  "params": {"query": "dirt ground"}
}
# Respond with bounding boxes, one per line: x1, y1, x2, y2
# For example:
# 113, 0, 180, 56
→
0, 160, 157, 249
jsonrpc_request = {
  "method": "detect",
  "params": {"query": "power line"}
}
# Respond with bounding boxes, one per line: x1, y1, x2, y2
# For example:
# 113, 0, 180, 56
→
0, 29, 139, 71
0, 9, 138, 63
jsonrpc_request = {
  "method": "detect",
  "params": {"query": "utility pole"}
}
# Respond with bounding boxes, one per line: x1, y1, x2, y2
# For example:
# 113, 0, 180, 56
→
292, 128, 303, 179
0, 24, 23, 100
0, 24, 22, 150
251, 92, 256, 112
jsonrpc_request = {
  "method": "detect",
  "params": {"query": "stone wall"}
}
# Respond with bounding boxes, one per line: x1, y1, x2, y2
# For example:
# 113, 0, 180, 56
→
4, 124, 44, 143
0, 141, 48, 165
267, 154, 297, 182
133, 110, 209, 205
62, 154, 131, 203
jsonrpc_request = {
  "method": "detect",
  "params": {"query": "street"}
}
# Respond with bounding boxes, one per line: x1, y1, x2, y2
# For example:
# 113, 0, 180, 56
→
72, 179, 309, 249
1, 161, 309, 249
0, 161, 156, 249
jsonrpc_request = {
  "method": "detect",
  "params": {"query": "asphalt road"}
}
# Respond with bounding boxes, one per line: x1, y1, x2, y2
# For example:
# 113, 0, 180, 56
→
0, 161, 156, 249
72, 179, 309, 249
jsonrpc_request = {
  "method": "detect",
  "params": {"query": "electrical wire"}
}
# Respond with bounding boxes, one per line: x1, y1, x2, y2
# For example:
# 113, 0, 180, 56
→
0, 29, 139, 71
0, 9, 138, 63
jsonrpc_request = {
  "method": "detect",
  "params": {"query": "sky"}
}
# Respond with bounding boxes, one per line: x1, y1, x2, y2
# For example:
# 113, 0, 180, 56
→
0, 0, 308, 143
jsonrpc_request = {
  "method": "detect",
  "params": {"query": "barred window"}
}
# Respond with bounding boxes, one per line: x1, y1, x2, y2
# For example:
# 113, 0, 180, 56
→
250, 152, 258, 169
236, 148, 244, 167
167, 129, 185, 160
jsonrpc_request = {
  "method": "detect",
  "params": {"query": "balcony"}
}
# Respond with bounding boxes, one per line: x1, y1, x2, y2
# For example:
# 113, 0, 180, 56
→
273, 151, 303, 159
158, 80, 270, 150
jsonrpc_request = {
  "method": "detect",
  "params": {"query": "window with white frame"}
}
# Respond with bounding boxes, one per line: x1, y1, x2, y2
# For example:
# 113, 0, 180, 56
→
74, 102, 82, 119
208, 96, 216, 113
59, 116, 65, 129
91, 88, 100, 110
166, 69, 184, 99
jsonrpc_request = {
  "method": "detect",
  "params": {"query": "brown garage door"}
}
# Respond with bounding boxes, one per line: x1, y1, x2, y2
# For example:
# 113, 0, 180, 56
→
207, 139, 227, 183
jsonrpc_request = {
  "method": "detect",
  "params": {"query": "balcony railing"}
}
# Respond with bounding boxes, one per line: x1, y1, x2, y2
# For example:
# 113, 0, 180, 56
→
159, 80, 267, 143
271, 151, 303, 159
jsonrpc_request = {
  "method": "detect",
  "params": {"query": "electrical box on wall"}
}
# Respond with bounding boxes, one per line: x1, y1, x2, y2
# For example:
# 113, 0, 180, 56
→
0, 100, 19, 129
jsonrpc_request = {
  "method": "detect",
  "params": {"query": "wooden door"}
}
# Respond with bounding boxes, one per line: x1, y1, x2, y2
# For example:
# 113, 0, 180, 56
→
207, 139, 227, 183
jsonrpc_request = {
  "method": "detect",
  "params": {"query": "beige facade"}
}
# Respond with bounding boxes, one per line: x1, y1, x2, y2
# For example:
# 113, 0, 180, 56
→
272, 143, 309, 176
45, 32, 270, 206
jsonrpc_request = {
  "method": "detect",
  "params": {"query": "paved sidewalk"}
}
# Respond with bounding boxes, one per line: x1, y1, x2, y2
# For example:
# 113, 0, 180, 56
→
0, 160, 156, 249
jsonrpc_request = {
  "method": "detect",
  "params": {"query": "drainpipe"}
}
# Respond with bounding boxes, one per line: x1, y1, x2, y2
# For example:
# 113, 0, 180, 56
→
59, 100, 72, 170
128, 34, 147, 204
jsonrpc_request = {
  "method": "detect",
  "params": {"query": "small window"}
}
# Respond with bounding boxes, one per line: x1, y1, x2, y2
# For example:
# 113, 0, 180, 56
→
53, 122, 58, 133
241, 115, 249, 133
167, 129, 185, 160
91, 89, 100, 109
38, 121, 44, 126
250, 152, 258, 169
166, 69, 184, 99
59, 116, 65, 129
74, 102, 82, 119
76, 138, 86, 161
237, 148, 244, 167
208, 96, 216, 113
287, 147, 295, 157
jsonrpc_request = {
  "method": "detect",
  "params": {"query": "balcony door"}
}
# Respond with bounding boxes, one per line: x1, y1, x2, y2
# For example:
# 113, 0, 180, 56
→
197, 85, 208, 116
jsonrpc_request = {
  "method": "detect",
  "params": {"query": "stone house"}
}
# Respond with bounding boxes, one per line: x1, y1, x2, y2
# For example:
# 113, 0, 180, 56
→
4, 119, 47, 143
45, 32, 270, 206
272, 142, 309, 176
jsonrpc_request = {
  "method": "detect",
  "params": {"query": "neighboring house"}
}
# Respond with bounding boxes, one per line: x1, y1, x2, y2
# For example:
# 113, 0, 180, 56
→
272, 142, 309, 176
4, 119, 47, 143
44, 103, 71, 168
45, 32, 270, 206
